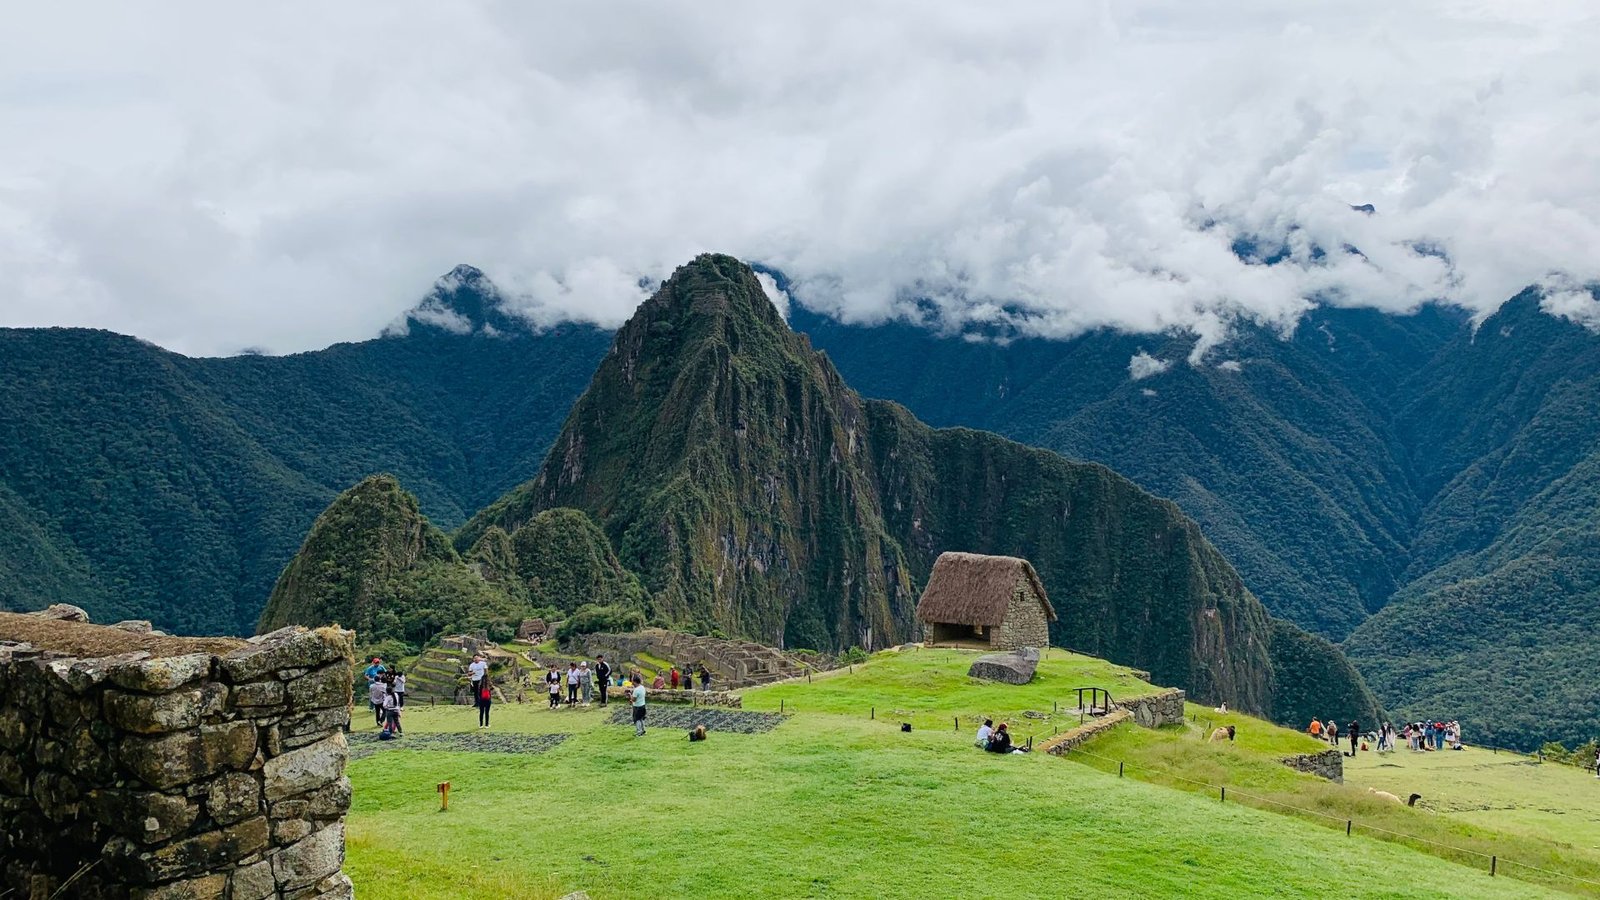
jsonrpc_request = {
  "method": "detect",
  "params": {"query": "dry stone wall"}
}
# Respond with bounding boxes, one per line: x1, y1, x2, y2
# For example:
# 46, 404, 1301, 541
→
567, 629, 813, 688
1114, 688, 1186, 728
1038, 708, 1132, 755
0, 614, 355, 900
990, 581, 1050, 651
1280, 749, 1345, 783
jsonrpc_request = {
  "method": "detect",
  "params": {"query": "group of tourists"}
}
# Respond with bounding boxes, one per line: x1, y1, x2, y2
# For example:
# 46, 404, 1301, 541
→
541, 657, 714, 710
1308, 716, 1464, 757
363, 656, 407, 738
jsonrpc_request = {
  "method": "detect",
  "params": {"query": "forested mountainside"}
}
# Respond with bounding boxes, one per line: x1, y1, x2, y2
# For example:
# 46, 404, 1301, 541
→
449, 254, 1377, 720
796, 290, 1600, 748
0, 268, 609, 635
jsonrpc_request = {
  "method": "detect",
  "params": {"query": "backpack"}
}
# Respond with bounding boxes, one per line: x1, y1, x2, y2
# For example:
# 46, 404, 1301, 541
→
480, 685, 492, 702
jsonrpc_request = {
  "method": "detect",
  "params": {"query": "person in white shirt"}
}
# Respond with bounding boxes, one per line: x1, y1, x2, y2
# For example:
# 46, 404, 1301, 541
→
468, 655, 488, 700
393, 672, 407, 707
565, 663, 580, 706
578, 661, 594, 706
975, 718, 994, 749
631, 681, 648, 736
367, 678, 387, 727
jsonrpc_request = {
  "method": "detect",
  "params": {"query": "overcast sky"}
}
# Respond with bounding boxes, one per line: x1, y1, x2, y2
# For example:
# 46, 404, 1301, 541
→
3, 2, 1597, 356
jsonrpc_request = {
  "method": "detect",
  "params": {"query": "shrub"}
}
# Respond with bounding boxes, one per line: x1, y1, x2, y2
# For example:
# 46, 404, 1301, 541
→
556, 604, 646, 643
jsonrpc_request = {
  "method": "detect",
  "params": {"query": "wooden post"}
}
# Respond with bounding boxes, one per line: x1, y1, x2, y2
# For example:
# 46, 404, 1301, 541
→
780, 699, 785, 714
1118, 762, 1124, 777
1053, 701, 1058, 713
1346, 820, 1352, 837
871, 706, 875, 720
437, 781, 451, 811
954, 716, 959, 732
1220, 787, 1225, 803
1490, 856, 1496, 876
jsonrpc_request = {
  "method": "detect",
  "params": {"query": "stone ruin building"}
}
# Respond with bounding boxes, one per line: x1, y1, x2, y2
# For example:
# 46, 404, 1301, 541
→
915, 552, 1056, 651
0, 607, 355, 900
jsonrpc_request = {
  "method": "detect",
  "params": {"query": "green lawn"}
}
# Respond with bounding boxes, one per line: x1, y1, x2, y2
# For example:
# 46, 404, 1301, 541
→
344, 650, 1579, 898
741, 647, 1159, 738
1070, 706, 1600, 895
1344, 744, 1600, 853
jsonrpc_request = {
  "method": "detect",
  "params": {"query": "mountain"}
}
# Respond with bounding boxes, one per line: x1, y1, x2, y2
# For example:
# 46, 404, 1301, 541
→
795, 290, 1600, 748
453, 253, 1376, 720
0, 274, 608, 635
259, 474, 641, 651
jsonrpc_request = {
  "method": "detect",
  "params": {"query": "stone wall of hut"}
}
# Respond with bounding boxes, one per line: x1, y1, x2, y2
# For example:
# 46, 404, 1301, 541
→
990, 579, 1050, 651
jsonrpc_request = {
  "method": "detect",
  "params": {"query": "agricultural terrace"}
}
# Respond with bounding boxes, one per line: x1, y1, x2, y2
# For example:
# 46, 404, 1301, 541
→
343, 649, 1572, 900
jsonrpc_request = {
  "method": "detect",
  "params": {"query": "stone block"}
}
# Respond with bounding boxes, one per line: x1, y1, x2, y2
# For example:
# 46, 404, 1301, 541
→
272, 822, 345, 891
0, 708, 30, 751
263, 732, 346, 802
56, 726, 113, 781
220, 629, 348, 684
87, 788, 200, 845
30, 603, 89, 621
119, 721, 257, 790
967, 647, 1040, 685
0, 753, 27, 795
200, 682, 229, 718
204, 771, 262, 825
106, 815, 268, 883
273, 817, 314, 843
232, 680, 286, 708
286, 663, 353, 711
31, 770, 82, 822
230, 859, 277, 900
130, 873, 226, 900
114, 620, 155, 634
278, 707, 349, 748
271, 777, 349, 821
108, 654, 214, 694
106, 689, 204, 734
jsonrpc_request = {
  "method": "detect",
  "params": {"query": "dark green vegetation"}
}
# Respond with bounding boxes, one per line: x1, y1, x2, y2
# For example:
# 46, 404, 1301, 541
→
260, 474, 638, 653
796, 292, 1600, 749
0, 266, 608, 635
451, 254, 1371, 720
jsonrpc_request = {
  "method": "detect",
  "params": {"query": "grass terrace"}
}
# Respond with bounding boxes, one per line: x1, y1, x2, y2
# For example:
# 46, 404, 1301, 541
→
344, 648, 1581, 899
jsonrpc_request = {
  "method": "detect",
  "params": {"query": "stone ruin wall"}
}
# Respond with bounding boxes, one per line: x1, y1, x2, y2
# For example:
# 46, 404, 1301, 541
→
0, 615, 356, 900
565, 629, 813, 689
1115, 688, 1186, 728
1280, 748, 1345, 783
990, 580, 1050, 652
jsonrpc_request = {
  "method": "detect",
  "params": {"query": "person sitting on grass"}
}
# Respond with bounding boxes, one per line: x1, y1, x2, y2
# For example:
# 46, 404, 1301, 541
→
689, 724, 707, 742
975, 718, 994, 749
985, 723, 1013, 753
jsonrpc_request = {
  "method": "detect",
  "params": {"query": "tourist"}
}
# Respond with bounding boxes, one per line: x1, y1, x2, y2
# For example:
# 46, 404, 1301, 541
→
595, 655, 612, 707
1308, 718, 1323, 741
364, 656, 385, 685
631, 677, 648, 737
579, 661, 594, 707
393, 670, 407, 707
546, 666, 561, 709
985, 722, 1013, 753
468, 654, 488, 699
689, 724, 707, 742
476, 678, 493, 728
382, 681, 403, 735
698, 664, 711, 692
652, 671, 666, 690
1326, 719, 1339, 747
1593, 745, 1599, 778
975, 718, 994, 748
1346, 721, 1359, 757
670, 666, 681, 690
367, 675, 387, 727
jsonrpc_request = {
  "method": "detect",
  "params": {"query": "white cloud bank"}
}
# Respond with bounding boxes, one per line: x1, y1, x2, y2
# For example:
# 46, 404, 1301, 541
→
1129, 351, 1173, 381
1, 2, 1598, 354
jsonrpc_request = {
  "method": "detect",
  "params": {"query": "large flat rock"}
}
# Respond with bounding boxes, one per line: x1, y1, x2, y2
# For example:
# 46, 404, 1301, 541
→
967, 647, 1040, 684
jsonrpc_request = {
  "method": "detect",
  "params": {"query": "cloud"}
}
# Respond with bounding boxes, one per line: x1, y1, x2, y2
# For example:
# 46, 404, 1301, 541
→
1, 2, 1598, 354
755, 271, 791, 319
1538, 277, 1600, 332
1217, 360, 1244, 372
1129, 351, 1172, 381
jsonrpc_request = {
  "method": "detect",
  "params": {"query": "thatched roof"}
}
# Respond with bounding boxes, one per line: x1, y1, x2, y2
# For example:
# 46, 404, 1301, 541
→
914, 552, 1057, 627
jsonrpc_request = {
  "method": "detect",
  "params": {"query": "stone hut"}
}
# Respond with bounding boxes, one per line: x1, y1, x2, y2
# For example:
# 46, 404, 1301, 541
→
915, 552, 1056, 650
